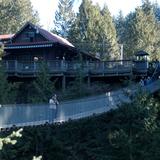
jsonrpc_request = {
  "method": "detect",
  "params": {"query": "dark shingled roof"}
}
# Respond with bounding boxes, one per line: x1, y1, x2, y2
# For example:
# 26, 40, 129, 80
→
11, 22, 74, 48
38, 27, 74, 47
135, 50, 149, 56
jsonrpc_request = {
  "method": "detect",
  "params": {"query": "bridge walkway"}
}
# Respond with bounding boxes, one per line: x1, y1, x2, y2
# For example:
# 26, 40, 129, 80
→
0, 78, 160, 129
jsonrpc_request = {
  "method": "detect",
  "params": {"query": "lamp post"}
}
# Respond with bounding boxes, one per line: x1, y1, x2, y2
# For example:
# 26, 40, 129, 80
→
120, 44, 123, 60
120, 44, 123, 65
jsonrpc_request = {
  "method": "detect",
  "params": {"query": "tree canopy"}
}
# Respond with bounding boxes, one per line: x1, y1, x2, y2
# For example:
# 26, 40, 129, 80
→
68, 0, 119, 60
115, 0, 160, 59
0, 0, 39, 34
53, 0, 75, 38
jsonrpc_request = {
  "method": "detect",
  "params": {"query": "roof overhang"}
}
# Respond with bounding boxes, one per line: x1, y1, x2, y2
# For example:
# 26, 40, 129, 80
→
135, 50, 149, 56
0, 34, 14, 40
4, 43, 53, 49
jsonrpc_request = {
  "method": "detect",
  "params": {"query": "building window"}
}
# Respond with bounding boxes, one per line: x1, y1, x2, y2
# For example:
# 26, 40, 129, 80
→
26, 32, 35, 38
25, 32, 35, 42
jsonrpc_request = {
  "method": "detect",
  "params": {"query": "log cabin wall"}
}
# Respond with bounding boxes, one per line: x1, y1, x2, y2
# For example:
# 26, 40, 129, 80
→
12, 25, 47, 43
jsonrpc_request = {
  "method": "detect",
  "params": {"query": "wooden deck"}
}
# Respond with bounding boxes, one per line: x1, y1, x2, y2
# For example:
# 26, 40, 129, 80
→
3, 60, 133, 77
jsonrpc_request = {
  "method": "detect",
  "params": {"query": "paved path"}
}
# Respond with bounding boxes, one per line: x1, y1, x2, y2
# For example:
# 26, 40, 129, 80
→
0, 79, 160, 129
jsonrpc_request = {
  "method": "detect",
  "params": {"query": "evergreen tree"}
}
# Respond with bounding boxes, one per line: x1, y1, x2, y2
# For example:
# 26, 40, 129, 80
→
68, 13, 82, 43
113, 12, 131, 58
0, 0, 39, 34
0, 47, 17, 104
116, 0, 160, 59
114, 11, 130, 58
53, 0, 75, 38
78, 0, 103, 56
115, 11, 126, 45
134, 0, 160, 60
0, 48, 12, 104
69, 0, 119, 60
122, 0, 160, 59
29, 62, 55, 103
100, 5, 119, 60
153, 1, 160, 21
16, 63, 55, 104
109, 93, 159, 160
115, 11, 139, 58
0, 64, 17, 104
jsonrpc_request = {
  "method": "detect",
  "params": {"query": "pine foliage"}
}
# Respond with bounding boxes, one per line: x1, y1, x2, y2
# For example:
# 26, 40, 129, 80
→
134, 0, 160, 60
0, 47, 16, 104
69, 0, 119, 60
100, 5, 119, 60
115, 0, 160, 59
0, 0, 39, 34
54, 0, 75, 38
29, 62, 55, 103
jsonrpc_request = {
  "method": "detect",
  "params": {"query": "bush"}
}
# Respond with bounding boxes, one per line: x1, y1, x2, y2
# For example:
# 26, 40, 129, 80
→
59, 82, 110, 101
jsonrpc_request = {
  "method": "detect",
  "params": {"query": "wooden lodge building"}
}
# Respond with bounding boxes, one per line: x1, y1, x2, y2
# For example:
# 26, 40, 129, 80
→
1, 22, 149, 89
1, 22, 100, 88
2, 22, 96, 62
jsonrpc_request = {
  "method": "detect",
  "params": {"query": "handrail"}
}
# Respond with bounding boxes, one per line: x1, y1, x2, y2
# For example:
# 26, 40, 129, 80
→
3, 60, 132, 67
3, 59, 132, 63
3, 60, 133, 76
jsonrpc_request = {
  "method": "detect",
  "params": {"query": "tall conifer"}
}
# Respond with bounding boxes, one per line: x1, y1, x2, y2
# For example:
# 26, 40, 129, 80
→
69, 0, 119, 60
133, 0, 160, 60
100, 5, 119, 60
0, 0, 39, 34
54, 0, 75, 38
115, 0, 160, 59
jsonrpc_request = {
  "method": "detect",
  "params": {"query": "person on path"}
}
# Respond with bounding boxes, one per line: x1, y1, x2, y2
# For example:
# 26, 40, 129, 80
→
52, 94, 59, 121
146, 76, 151, 85
49, 94, 59, 123
139, 79, 144, 87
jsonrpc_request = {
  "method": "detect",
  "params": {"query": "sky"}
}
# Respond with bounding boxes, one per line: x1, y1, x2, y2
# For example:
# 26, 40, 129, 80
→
31, 0, 159, 30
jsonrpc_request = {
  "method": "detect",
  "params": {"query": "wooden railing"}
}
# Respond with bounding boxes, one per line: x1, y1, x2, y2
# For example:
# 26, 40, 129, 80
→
3, 60, 133, 76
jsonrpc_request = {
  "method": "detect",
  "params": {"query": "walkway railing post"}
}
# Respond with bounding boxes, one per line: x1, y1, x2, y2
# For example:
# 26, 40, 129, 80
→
116, 61, 119, 75
62, 75, 66, 92
15, 60, 18, 72
6, 61, 8, 71
33, 61, 36, 72
61, 60, 65, 71
86, 61, 89, 73
102, 61, 105, 73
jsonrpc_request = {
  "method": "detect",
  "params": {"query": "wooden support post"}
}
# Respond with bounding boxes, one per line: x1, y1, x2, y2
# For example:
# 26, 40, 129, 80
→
62, 75, 66, 92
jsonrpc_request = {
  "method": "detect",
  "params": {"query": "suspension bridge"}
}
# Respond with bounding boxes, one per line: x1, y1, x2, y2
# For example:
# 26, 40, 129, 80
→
0, 74, 160, 130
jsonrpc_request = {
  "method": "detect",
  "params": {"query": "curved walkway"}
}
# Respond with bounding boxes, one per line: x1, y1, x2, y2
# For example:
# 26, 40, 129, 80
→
0, 79, 160, 129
